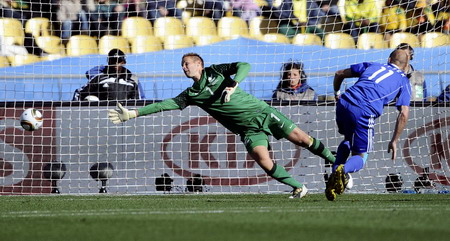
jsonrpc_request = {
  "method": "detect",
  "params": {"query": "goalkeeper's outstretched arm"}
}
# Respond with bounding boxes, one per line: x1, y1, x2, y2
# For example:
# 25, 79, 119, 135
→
108, 97, 184, 124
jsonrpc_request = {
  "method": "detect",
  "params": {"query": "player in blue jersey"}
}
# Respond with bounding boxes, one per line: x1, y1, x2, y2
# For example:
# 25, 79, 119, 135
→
326, 49, 412, 201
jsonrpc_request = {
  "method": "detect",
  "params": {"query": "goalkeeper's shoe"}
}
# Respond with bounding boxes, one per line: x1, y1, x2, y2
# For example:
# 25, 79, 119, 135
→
335, 164, 347, 195
325, 173, 337, 201
289, 185, 308, 199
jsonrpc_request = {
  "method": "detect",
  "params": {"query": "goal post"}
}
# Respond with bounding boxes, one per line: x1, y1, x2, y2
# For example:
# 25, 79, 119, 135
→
0, 1, 449, 195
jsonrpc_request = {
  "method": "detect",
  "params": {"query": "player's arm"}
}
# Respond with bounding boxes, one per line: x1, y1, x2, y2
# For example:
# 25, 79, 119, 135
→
217, 62, 251, 103
108, 91, 188, 124
333, 68, 354, 98
232, 62, 251, 84
388, 105, 409, 160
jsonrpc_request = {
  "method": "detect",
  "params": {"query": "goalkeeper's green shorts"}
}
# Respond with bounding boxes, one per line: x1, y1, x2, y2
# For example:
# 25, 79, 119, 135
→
241, 106, 297, 153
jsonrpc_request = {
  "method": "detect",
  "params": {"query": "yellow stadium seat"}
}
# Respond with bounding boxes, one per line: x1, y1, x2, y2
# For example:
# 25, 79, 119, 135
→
357, 33, 387, 49
154, 17, 185, 40
217, 16, 249, 40
389, 32, 420, 48
163, 35, 194, 50
194, 35, 224, 46
8, 54, 40, 66
25, 17, 51, 38
261, 33, 291, 44
249, 16, 279, 39
36, 36, 65, 55
98, 35, 131, 55
121, 16, 153, 40
324, 33, 355, 49
421, 32, 449, 48
66, 35, 98, 56
186, 17, 217, 38
292, 33, 322, 46
0, 18, 25, 45
131, 35, 163, 53
40, 54, 64, 62
0, 56, 10, 68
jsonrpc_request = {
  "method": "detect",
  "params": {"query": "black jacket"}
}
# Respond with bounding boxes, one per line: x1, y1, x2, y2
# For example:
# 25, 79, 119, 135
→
73, 65, 143, 101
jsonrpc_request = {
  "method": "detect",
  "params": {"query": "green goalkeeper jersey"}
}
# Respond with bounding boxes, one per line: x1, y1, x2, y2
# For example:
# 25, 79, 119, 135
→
137, 62, 271, 135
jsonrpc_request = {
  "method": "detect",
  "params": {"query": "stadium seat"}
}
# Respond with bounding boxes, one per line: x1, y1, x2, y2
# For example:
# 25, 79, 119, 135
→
186, 17, 217, 39
154, 17, 185, 40
25, 17, 51, 38
357, 33, 387, 49
98, 35, 131, 55
292, 33, 322, 46
131, 35, 163, 53
389, 32, 420, 48
324, 33, 355, 49
261, 34, 291, 44
121, 16, 153, 40
66, 35, 98, 56
420, 32, 449, 48
0, 18, 25, 45
40, 54, 64, 62
163, 35, 194, 50
0, 56, 10, 67
194, 35, 223, 46
7, 54, 40, 66
36, 36, 65, 55
217, 16, 249, 40
249, 16, 279, 39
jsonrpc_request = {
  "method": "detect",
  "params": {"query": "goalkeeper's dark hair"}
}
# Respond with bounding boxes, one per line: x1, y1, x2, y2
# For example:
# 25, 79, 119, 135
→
395, 43, 414, 60
182, 53, 204, 68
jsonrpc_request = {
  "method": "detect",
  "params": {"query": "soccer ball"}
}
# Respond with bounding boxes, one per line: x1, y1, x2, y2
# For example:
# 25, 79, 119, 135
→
20, 108, 43, 131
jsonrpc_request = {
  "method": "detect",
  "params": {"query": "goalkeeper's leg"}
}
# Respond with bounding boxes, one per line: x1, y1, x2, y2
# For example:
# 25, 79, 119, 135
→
250, 145, 307, 199
286, 128, 335, 164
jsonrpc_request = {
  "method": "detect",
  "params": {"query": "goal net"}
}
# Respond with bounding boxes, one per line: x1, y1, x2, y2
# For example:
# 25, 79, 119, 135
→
0, 0, 449, 195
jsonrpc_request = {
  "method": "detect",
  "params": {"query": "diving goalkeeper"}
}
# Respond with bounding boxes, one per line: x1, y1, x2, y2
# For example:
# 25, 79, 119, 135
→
108, 53, 336, 199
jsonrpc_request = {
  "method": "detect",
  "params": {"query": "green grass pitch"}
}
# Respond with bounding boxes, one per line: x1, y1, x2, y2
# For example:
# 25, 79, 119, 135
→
1, 194, 449, 241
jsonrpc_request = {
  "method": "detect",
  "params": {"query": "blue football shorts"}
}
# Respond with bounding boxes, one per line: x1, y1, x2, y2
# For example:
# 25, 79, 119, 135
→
336, 99, 375, 154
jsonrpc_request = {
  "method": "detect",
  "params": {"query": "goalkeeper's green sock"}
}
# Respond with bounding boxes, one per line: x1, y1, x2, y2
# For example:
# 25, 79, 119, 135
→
267, 164, 302, 189
307, 137, 336, 163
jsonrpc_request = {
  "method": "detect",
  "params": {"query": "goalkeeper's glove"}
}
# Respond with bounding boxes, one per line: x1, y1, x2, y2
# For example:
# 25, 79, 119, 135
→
221, 81, 238, 104
108, 103, 138, 124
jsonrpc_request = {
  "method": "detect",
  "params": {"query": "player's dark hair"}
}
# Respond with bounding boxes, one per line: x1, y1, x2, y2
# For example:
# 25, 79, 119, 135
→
278, 60, 307, 89
107, 48, 126, 65
395, 43, 414, 60
182, 53, 204, 68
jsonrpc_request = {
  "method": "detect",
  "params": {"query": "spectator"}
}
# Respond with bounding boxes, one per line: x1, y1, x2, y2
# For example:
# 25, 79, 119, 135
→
395, 43, 427, 101
433, 0, 449, 33
380, 0, 407, 41
73, 48, 145, 101
56, 0, 94, 41
272, 60, 317, 101
266, 0, 326, 39
90, 0, 126, 37
342, 0, 381, 43
146, 0, 182, 22
230, 0, 262, 22
315, 0, 339, 16
437, 84, 450, 102
182, 0, 226, 21
404, 0, 437, 34
123, 0, 147, 17
0, 0, 31, 24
